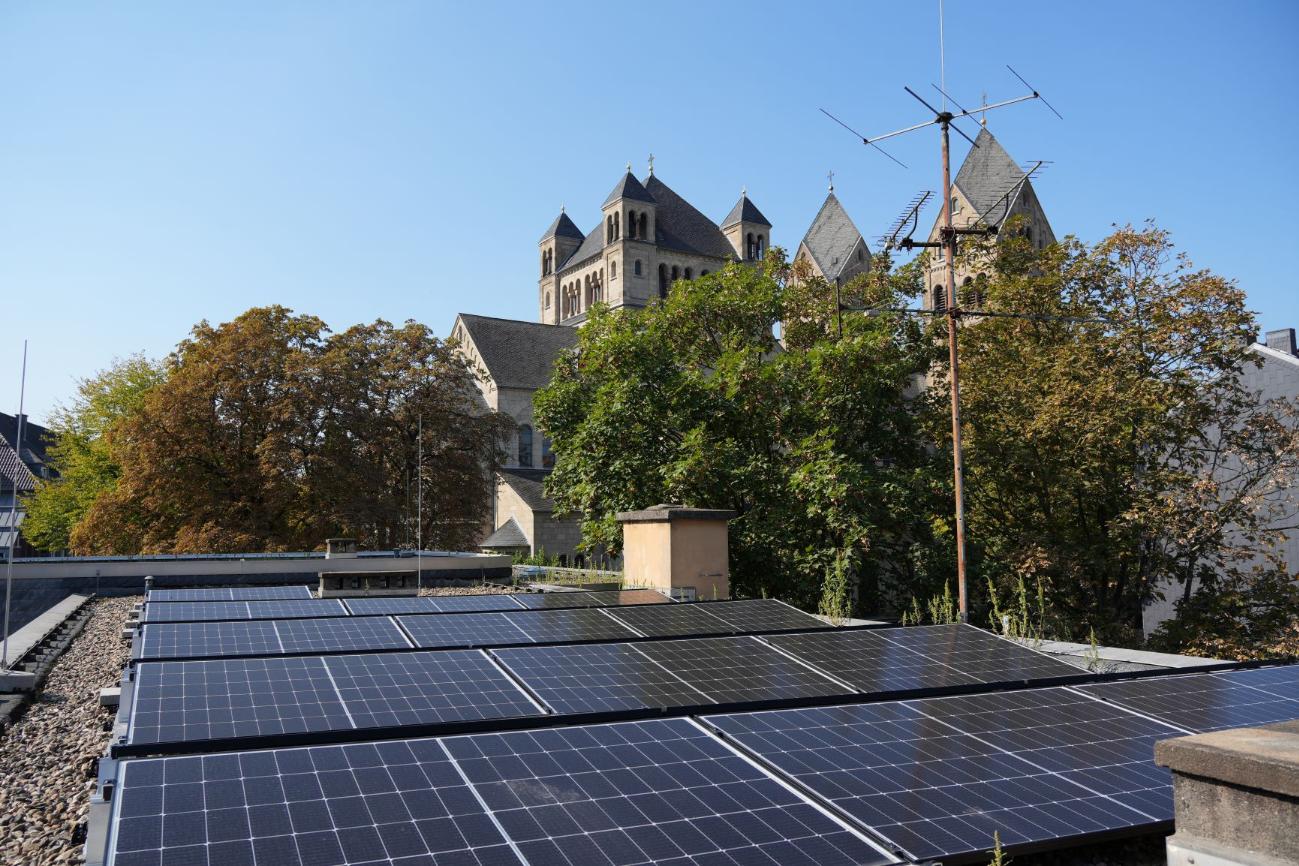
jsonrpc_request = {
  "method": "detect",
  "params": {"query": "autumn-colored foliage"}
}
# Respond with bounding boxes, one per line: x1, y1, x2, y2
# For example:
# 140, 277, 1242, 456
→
50, 307, 510, 554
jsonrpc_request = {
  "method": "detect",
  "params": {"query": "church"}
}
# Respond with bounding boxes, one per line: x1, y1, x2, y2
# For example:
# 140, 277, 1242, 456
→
452, 130, 1050, 565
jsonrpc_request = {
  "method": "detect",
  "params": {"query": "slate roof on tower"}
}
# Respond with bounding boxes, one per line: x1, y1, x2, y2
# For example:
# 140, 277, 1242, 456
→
455, 314, 578, 391
953, 128, 1028, 227
721, 194, 771, 229
602, 171, 654, 206
800, 192, 869, 282
540, 211, 584, 243
556, 172, 738, 274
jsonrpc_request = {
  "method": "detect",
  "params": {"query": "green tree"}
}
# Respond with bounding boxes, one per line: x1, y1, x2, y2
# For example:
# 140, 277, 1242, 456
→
70, 306, 511, 554
949, 222, 1299, 644
534, 253, 948, 612
21, 354, 165, 552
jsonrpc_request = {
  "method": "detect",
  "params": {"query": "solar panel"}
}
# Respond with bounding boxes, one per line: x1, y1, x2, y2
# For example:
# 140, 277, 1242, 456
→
325, 650, 545, 730
635, 636, 854, 705
428, 594, 528, 613
398, 612, 532, 649
506, 589, 673, 609
440, 717, 894, 866
764, 624, 1081, 694
491, 642, 713, 714
107, 738, 528, 866
584, 588, 672, 606
1217, 664, 1299, 699
127, 657, 352, 747
764, 629, 983, 693
137, 620, 282, 661
274, 616, 411, 655
341, 596, 441, 616
879, 624, 1083, 683
499, 607, 640, 644
124, 650, 548, 751
696, 598, 832, 633
508, 591, 600, 609
1077, 667, 1299, 733
144, 585, 312, 603
603, 602, 732, 637
141, 599, 348, 624
705, 686, 1180, 862
137, 616, 411, 661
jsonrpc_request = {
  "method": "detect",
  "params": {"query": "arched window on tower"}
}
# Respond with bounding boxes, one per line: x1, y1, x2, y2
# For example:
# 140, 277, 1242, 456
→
684, 268, 692, 280
606, 216, 613, 244
610, 261, 617, 280
541, 436, 554, 469
756, 235, 766, 257
746, 232, 755, 260
627, 210, 636, 239
638, 212, 647, 239
634, 259, 642, 276
545, 291, 551, 310
933, 285, 947, 312
670, 265, 679, 281
614, 212, 620, 240
517, 424, 533, 468
658, 263, 668, 299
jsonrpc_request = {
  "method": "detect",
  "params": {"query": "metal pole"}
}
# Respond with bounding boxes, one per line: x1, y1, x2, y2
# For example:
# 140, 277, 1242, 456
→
3, 340, 29, 671
417, 414, 423, 593
939, 121, 970, 622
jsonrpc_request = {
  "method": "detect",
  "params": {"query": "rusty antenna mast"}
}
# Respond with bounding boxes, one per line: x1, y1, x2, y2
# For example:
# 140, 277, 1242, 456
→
824, 65, 1060, 623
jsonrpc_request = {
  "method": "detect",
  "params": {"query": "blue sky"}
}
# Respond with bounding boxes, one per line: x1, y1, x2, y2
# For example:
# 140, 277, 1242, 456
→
2, 1, 1296, 424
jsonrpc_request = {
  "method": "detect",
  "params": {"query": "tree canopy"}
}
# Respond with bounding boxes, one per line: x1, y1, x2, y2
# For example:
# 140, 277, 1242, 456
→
537, 228, 1298, 654
534, 253, 950, 614
36, 306, 511, 555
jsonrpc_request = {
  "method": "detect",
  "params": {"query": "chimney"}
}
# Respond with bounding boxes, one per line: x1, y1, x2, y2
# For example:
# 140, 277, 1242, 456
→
1264, 328, 1297, 357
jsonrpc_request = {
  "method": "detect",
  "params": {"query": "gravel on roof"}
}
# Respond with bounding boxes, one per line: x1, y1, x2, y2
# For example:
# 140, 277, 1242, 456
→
0, 596, 137, 866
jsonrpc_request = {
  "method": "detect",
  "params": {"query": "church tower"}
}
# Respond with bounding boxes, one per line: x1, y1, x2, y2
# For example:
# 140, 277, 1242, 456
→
794, 180, 872, 286
600, 166, 657, 311
538, 209, 583, 324
923, 126, 1055, 312
721, 189, 772, 262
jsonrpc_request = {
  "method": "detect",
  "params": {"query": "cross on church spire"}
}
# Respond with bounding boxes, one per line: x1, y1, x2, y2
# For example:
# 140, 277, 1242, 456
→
827, 169, 835, 192
648, 153, 655, 176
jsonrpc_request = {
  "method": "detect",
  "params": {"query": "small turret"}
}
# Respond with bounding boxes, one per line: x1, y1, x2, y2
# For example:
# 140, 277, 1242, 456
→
721, 187, 772, 262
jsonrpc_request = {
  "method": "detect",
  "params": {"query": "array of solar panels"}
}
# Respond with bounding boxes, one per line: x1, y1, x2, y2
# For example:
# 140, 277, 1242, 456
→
102, 589, 1299, 866
139, 587, 675, 623
133, 597, 829, 660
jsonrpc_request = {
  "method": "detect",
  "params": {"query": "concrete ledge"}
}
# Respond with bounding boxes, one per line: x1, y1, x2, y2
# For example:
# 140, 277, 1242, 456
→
615, 504, 737, 523
1157, 721, 1299, 865
2, 594, 91, 667
1156, 721, 1299, 798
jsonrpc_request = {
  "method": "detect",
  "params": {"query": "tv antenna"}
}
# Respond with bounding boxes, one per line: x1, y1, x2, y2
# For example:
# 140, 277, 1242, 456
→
878, 190, 934, 252
824, 65, 1061, 623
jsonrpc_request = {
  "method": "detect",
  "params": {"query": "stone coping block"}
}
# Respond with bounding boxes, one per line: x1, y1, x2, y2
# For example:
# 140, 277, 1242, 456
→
616, 504, 738, 523
1156, 721, 1299, 798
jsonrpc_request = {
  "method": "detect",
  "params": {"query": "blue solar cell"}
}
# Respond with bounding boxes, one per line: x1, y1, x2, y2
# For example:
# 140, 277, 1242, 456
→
141, 599, 347, 624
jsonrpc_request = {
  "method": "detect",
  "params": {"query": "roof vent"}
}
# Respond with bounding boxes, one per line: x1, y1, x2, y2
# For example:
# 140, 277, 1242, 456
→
1265, 328, 1297, 357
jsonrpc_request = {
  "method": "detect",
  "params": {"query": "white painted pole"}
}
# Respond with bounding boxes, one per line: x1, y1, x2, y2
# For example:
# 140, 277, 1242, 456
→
2, 340, 29, 671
